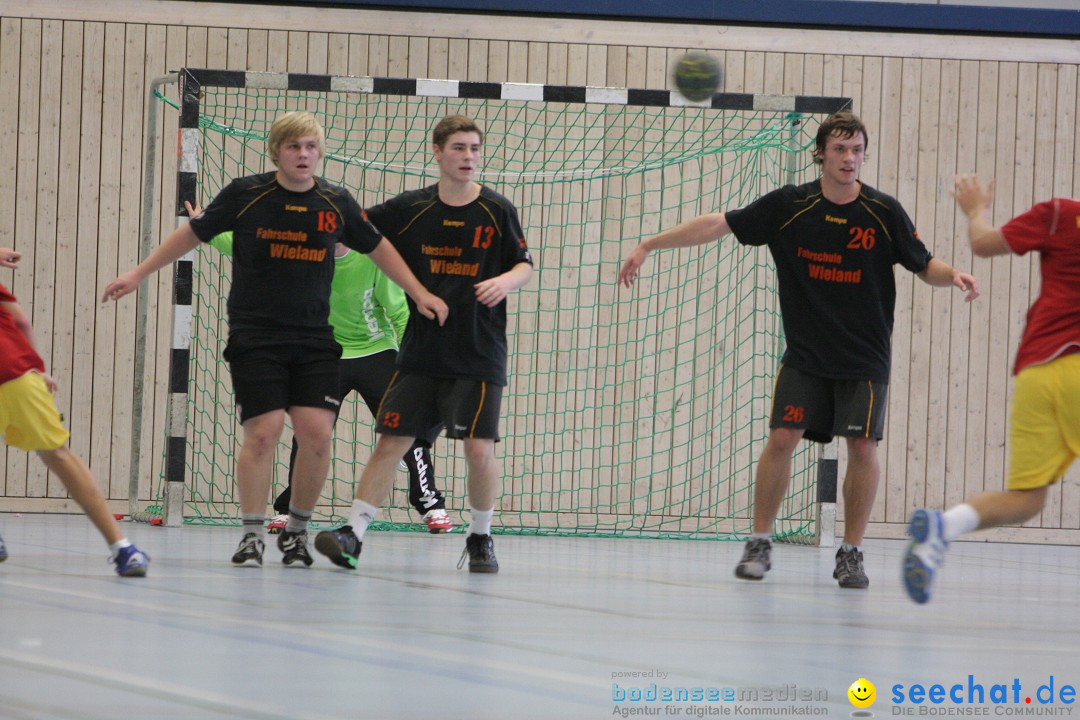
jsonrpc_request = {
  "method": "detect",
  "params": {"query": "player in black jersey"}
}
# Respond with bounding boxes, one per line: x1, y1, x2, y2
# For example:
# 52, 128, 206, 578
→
315, 114, 533, 573
619, 112, 979, 589
103, 111, 447, 567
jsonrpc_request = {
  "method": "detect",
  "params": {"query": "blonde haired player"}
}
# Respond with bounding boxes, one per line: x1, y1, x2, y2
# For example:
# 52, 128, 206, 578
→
0, 248, 148, 574
903, 176, 1080, 603
103, 112, 447, 567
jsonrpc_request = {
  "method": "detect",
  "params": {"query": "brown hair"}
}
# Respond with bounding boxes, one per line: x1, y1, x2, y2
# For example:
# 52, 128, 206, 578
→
432, 114, 484, 149
267, 111, 326, 165
813, 111, 868, 165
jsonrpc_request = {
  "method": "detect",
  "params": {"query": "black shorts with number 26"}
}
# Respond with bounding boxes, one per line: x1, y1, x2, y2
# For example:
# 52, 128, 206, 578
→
769, 364, 888, 444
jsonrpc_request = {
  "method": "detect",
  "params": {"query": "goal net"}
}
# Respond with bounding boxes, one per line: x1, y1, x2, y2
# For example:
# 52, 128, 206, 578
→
159, 68, 848, 540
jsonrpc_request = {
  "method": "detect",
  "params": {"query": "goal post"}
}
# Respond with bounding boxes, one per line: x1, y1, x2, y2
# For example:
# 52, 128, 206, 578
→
151, 66, 849, 542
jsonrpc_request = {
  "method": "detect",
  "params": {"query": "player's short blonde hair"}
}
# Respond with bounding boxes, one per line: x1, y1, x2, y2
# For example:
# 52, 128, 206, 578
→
432, 114, 484, 149
267, 111, 326, 165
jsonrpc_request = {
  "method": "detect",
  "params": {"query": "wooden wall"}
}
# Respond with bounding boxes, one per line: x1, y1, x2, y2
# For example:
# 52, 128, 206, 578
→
1, 0, 1078, 542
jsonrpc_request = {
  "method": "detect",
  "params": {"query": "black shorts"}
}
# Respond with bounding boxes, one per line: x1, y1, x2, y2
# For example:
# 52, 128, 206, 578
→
224, 330, 342, 423
375, 372, 503, 441
769, 364, 888, 444
339, 351, 441, 445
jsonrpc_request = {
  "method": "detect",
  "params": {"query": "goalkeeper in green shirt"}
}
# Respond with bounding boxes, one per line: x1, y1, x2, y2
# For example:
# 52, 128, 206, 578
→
208, 230, 452, 534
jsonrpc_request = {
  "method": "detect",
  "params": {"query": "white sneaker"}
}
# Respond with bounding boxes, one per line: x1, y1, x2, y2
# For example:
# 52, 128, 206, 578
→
423, 508, 453, 534
903, 508, 949, 604
266, 514, 288, 534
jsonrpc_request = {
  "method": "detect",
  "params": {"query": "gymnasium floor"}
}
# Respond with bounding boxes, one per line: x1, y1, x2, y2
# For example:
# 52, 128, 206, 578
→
0, 513, 1077, 720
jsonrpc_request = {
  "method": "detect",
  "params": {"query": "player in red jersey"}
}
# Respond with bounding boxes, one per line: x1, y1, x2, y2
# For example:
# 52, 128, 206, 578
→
903, 175, 1080, 603
1, 249, 148, 574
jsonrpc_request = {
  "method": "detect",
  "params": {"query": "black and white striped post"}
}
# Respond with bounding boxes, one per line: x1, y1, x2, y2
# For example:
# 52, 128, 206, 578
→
160, 69, 201, 527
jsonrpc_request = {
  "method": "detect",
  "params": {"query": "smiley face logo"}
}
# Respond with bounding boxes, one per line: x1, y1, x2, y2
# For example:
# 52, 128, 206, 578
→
848, 678, 876, 709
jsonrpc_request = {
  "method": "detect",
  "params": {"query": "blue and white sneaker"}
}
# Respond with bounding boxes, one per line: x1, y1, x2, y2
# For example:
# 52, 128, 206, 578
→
112, 545, 149, 577
903, 509, 947, 604
0, 531, 8, 562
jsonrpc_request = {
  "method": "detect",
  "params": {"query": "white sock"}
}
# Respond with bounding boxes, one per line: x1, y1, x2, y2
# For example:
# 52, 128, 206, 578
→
348, 500, 379, 540
285, 505, 312, 534
750, 532, 771, 542
108, 539, 132, 555
942, 503, 980, 542
468, 507, 494, 537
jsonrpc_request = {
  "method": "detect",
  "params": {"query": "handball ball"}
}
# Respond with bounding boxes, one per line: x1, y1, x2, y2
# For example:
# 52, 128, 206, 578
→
673, 51, 723, 102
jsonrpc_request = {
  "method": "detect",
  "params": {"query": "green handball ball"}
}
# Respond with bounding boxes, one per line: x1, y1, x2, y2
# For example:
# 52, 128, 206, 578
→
673, 51, 723, 102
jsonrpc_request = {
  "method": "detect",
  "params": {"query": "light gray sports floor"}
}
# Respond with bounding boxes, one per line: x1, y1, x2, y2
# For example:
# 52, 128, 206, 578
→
0, 513, 1077, 720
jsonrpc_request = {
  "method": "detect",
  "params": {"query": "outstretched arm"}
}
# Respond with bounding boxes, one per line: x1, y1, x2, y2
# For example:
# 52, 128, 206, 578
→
618, 212, 731, 288
952, 174, 1011, 258
101, 224, 202, 302
367, 238, 448, 325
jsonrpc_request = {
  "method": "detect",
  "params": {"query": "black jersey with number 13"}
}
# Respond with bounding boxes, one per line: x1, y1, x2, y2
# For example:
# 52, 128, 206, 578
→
366, 185, 533, 385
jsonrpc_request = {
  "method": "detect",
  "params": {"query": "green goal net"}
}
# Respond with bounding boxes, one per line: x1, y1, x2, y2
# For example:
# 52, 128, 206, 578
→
161, 69, 848, 540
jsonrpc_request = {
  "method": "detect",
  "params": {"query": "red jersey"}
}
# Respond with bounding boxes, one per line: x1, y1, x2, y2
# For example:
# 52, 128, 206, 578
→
0, 282, 45, 385
1001, 198, 1080, 374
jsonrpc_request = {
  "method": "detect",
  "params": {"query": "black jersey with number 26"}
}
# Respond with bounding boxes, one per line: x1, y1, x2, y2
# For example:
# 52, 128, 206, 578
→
366, 184, 532, 385
725, 180, 931, 383
188, 172, 382, 337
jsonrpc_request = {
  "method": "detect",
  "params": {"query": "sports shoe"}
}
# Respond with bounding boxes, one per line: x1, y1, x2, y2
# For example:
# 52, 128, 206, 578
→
833, 545, 869, 589
903, 508, 949, 604
112, 545, 149, 577
231, 532, 265, 566
314, 525, 361, 569
0, 531, 9, 562
266, 514, 288, 535
458, 533, 499, 573
734, 537, 771, 580
277, 529, 313, 567
423, 508, 453, 534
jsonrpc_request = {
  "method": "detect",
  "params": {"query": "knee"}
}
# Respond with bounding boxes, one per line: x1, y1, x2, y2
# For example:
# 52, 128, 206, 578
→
244, 432, 279, 456
243, 420, 285, 455
463, 441, 495, 468
1017, 487, 1049, 519
765, 428, 802, 456
846, 438, 879, 464
294, 426, 333, 456
373, 434, 412, 462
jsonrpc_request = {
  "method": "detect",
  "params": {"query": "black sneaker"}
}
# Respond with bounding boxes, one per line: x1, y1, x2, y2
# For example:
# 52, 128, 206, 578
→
734, 537, 772, 580
0, 531, 8, 562
277, 529, 313, 567
231, 532, 265, 566
458, 533, 499, 574
314, 525, 361, 569
833, 545, 869, 589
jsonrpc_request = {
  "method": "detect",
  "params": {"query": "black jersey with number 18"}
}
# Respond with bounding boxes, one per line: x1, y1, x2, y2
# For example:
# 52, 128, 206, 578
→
188, 172, 382, 338
366, 184, 533, 385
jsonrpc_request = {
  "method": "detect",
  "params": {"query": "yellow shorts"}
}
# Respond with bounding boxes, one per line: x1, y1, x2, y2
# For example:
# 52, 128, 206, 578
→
1008, 352, 1080, 490
0, 372, 70, 451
